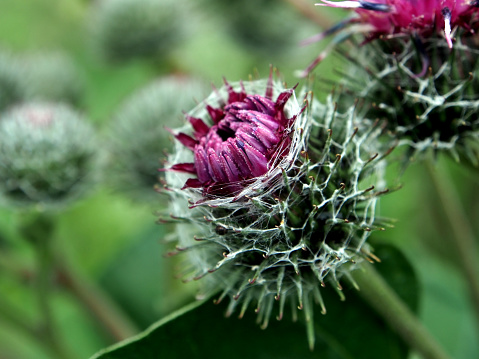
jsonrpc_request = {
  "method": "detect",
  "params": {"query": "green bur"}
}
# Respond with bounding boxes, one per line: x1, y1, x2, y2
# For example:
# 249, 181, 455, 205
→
336, 33, 479, 166
0, 103, 97, 208
163, 80, 392, 349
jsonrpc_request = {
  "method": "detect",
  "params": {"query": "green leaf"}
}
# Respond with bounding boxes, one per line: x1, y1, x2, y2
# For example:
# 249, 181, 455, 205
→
90, 244, 418, 359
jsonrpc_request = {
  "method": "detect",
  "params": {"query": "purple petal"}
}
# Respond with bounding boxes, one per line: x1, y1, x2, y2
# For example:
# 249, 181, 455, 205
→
274, 89, 294, 113
206, 105, 224, 124
169, 162, 196, 174
247, 95, 276, 115
182, 178, 203, 189
236, 130, 267, 153
253, 125, 280, 149
187, 115, 210, 138
174, 132, 198, 150
224, 139, 251, 178
194, 146, 211, 183
236, 111, 280, 131
207, 148, 228, 182
221, 152, 241, 182
242, 142, 268, 176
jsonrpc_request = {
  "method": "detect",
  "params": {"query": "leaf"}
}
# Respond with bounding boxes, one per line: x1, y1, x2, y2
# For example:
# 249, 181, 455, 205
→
90, 244, 418, 359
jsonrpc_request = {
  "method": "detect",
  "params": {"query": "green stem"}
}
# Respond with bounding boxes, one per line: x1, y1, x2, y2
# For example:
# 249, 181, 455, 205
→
425, 160, 479, 330
352, 262, 451, 359
57, 258, 139, 342
23, 213, 77, 359
0, 295, 74, 359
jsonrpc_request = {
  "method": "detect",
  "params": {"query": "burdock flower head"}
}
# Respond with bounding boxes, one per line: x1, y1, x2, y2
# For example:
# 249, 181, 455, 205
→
302, 1, 479, 167
168, 72, 303, 201
301, 0, 479, 76
164, 72, 390, 349
317, 0, 479, 47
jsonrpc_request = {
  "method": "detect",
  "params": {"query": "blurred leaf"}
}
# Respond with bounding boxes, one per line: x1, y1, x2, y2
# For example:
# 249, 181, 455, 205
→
99, 224, 168, 327
90, 244, 418, 359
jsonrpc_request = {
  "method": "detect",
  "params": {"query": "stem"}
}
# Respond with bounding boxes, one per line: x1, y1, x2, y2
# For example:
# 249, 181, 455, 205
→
352, 262, 451, 359
425, 160, 479, 330
24, 213, 77, 359
0, 295, 73, 359
57, 259, 139, 342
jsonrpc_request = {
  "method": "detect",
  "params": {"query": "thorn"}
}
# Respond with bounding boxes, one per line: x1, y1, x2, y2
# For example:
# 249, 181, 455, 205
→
367, 251, 381, 263
367, 153, 379, 163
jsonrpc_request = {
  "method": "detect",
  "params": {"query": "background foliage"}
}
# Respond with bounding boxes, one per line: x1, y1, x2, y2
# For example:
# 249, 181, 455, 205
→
0, 0, 477, 358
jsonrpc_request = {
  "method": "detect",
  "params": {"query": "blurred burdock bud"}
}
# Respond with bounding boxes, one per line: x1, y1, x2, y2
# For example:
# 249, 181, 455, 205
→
0, 103, 98, 208
18, 52, 84, 107
0, 52, 24, 112
201, 0, 312, 56
163, 73, 390, 348
108, 76, 208, 202
90, 0, 187, 62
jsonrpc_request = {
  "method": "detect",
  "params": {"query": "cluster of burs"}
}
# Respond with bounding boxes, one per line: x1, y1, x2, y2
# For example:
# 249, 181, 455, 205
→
0, 0, 206, 209
164, 23, 479, 346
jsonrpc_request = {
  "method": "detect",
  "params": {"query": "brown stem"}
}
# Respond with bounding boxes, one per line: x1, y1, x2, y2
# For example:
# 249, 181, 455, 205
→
57, 260, 139, 342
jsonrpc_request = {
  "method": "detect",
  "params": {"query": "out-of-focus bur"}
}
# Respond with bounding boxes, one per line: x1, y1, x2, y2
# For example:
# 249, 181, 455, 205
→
303, 0, 479, 166
0, 52, 24, 112
0, 50, 84, 112
162, 72, 391, 349
107, 76, 208, 203
89, 0, 188, 63
200, 0, 315, 56
18, 52, 85, 107
0, 103, 98, 209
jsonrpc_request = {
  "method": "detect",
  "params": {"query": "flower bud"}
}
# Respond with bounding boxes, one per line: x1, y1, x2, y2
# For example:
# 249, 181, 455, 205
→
108, 76, 208, 202
90, 0, 187, 62
0, 52, 24, 112
18, 52, 84, 107
164, 74, 389, 348
0, 103, 98, 208
201, 0, 313, 56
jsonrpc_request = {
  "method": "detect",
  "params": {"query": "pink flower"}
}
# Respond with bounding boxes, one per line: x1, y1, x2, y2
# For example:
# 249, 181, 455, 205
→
169, 75, 299, 196
298, 1, 479, 77
316, 0, 479, 47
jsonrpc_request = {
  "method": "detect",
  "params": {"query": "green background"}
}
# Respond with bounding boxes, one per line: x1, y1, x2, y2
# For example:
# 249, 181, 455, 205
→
0, 0, 477, 358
